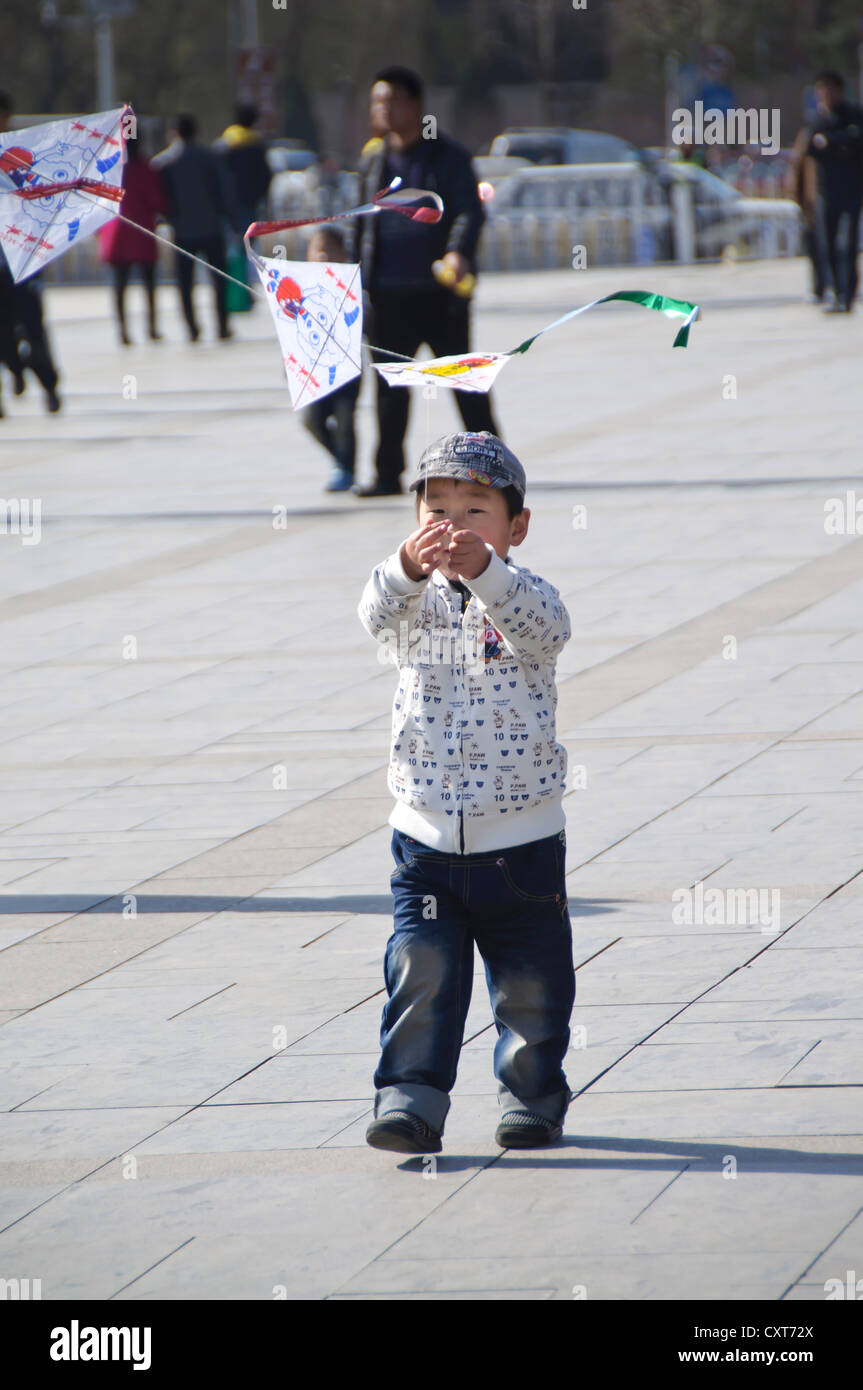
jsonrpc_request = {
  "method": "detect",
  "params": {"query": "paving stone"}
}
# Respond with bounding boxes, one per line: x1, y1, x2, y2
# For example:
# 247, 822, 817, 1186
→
588, 1038, 818, 1092
0, 1107, 188, 1162
2, 262, 862, 1298
131, 1100, 375, 1155
330, 1251, 812, 1301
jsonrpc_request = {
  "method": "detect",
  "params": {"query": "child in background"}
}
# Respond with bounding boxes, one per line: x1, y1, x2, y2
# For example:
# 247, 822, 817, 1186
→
304, 227, 362, 492
357, 430, 575, 1154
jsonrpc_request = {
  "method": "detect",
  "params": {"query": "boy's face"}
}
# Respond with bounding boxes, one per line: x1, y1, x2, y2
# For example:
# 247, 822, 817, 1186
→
416, 476, 529, 580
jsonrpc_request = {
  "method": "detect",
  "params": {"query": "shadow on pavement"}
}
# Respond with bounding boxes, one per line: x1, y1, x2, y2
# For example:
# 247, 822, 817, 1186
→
395, 1136, 863, 1175
0, 894, 623, 916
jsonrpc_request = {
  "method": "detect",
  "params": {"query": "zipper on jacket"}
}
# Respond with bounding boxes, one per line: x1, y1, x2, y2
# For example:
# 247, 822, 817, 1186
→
456, 582, 470, 855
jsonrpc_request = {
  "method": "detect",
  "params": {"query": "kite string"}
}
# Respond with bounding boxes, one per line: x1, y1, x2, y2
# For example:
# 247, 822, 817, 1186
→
111, 211, 268, 300
69, 191, 417, 363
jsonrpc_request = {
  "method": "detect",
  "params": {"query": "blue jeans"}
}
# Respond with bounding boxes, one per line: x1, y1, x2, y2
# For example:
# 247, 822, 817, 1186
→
374, 827, 575, 1133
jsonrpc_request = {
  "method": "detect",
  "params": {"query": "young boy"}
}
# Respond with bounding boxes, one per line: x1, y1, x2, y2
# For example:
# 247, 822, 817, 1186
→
303, 227, 361, 491
357, 430, 574, 1153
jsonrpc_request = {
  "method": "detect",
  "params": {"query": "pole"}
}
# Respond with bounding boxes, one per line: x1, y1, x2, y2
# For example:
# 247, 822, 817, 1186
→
537, 0, 554, 125
95, 17, 115, 108
670, 178, 695, 263
242, 0, 259, 47
665, 52, 679, 156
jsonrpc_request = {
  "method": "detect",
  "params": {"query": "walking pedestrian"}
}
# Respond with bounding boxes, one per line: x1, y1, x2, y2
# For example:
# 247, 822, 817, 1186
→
791, 120, 827, 302
213, 103, 272, 233
98, 133, 168, 344
0, 90, 60, 413
346, 66, 499, 497
152, 114, 240, 341
806, 71, 863, 313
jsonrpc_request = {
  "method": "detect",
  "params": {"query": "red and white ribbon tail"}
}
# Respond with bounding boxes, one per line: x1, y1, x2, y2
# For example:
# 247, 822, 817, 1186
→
244, 185, 443, 266
370, 185, 444, 223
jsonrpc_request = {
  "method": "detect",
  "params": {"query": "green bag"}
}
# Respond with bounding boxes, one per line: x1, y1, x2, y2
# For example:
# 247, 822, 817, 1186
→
225, 239, 254, 314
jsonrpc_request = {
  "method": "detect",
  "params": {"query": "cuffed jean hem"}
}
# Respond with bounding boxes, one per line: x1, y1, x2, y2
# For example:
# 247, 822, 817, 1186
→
374, 1082, 451, 1133
497, 1083, 572, 1125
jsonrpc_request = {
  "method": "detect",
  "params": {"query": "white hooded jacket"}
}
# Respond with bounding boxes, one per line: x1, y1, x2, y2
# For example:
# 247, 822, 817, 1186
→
358, 541, 571, 853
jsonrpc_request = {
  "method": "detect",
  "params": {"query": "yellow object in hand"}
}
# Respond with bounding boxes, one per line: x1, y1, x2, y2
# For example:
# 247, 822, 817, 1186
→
432, 259, 476, 298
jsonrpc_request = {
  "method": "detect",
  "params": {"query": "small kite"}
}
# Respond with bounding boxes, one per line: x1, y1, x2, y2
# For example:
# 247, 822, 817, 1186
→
0, 106, 128, 283
244, 182, 443, 410
249, 254, 364, 410
373, 290, 701, 393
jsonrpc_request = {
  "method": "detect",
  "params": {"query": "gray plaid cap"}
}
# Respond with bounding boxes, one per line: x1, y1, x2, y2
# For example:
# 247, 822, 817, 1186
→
409, 431, 526, 502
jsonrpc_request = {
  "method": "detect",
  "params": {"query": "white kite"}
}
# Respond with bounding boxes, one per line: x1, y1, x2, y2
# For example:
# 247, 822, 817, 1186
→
250, 254, 363, 410
0, 106, 129, 283
243, 182, 444, 410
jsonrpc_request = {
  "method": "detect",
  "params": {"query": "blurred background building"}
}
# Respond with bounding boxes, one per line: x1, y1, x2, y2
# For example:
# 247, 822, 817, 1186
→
6, 0, 863, 280
8, 0, 862, 156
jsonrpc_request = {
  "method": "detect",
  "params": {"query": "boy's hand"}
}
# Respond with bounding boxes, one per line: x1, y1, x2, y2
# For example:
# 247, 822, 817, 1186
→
444, 528, 492, 581
401, 520, 492, 582
401, 519, 453, 580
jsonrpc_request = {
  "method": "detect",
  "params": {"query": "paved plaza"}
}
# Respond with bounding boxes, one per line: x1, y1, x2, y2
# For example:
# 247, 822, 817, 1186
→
0, 257, 862, 1300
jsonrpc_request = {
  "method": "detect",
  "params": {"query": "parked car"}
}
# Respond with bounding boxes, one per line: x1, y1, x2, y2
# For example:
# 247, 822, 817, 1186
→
489, 163, 653, 210
481, 163, 668, 268
655, 160, 800, 258
484, 159, 800, 263
489, 126, 647, 167
265, 140, 318, 175
473, 153, 531, 188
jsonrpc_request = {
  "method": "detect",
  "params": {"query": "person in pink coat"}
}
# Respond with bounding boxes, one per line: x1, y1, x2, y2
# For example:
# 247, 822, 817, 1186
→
98, 135, 169, 344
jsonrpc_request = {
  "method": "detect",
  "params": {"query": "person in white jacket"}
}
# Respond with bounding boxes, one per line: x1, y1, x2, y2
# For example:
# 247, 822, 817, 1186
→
357, 431, 575, 1154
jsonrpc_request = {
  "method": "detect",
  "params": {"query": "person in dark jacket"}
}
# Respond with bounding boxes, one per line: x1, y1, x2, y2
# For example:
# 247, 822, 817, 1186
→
345, 66, 500, 497
806, 71, 863, 313
152, 114, 239, 340
792, 120, 828, 302
213, 103, 272, 232
0, 89, 60, 414
0, 260, 25, 419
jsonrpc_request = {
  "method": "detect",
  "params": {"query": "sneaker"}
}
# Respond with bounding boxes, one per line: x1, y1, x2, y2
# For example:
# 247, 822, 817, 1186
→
366, 1110, 442, 1154
495, 1111, 563, 1149
324, 467, 356, 493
